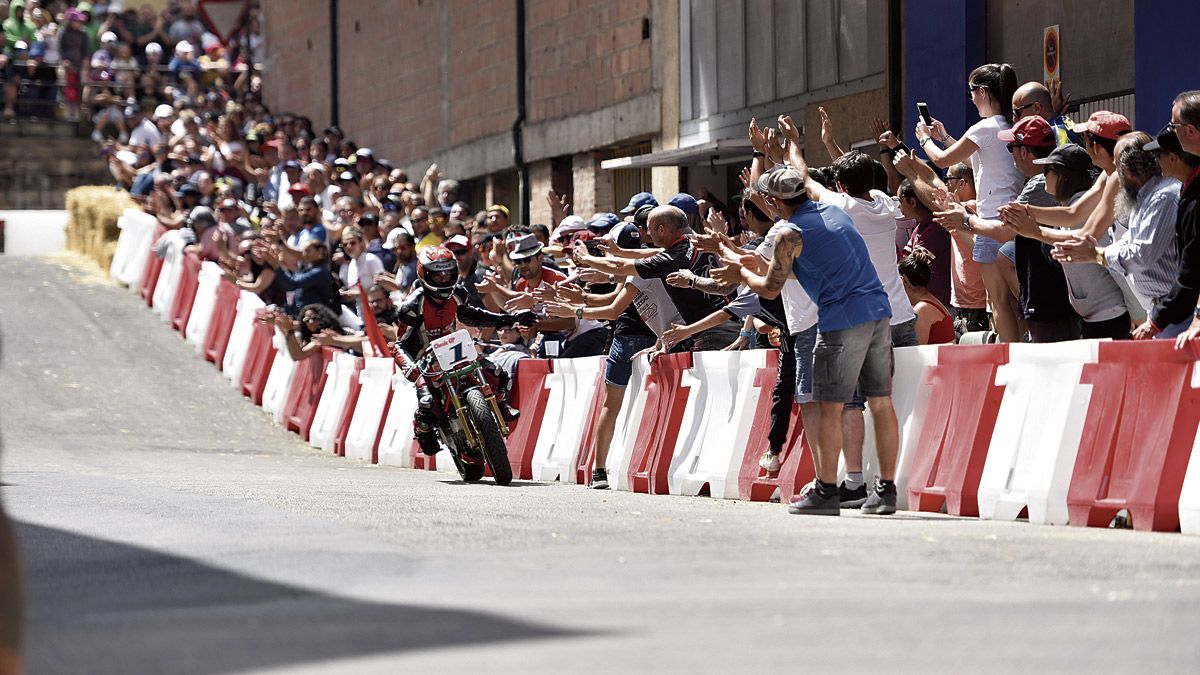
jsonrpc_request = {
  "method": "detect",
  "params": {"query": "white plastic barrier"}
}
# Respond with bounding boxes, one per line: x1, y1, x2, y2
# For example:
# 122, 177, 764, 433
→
977, 341, 1099, 525
221, 291, 266, 385
670, 350, 768, 498
261, 329, 298, 424
109, 209, 158, 286
529, 355, 605, 483
308, 351, 360, 452
0, 210, 67, 256
376, 374, 419, 467
150, 232, 186, 318
863, 344, 940, 511
605, 355, 652, 492
343, 357, 395, 462
184, 261, 223, 351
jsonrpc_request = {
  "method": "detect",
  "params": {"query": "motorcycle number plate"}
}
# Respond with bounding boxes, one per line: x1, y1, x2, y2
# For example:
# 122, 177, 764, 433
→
430, 329, 477, 371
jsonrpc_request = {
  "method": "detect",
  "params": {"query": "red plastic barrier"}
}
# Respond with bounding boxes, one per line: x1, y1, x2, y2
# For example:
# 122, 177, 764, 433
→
1067, 341, 1200, 531
626, 352, 694, 494
283, 347, 335, 440
138, 223, 168, 306
737, 351, 817, 502
905, 344, 1009, 516
169, 252, 202, 332
505, 359, 552, 481
571, 365, 614, 485
332, 356, 367, 456
202, 280, 240, 367
238, 316, 277, 406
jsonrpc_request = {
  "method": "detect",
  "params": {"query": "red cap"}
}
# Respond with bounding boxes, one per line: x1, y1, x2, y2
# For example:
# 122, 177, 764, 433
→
997, 115, 1055, 147
262, 139, 282, 151
1075, 111, 1132, 141
288, 182, 311, 195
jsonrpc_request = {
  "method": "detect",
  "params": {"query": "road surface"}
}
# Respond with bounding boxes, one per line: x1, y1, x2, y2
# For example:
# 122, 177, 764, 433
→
2, 255, 1198, 674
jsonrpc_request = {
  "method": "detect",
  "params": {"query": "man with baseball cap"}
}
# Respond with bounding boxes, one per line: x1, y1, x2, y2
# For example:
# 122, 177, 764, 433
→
713, 114, 897, 516
620, 191, 658, 216
503, 232, 608, 358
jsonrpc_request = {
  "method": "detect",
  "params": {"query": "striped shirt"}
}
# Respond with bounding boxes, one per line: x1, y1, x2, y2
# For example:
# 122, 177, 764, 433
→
1103, 174, 1181, 303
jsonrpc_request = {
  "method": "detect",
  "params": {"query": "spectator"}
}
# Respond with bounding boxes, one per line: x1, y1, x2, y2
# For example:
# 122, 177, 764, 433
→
384, 229, 419, 290
337, 225, 386, 319
899, 247, 955, 344
167, 0, 206, 47
915, 63, 1026, 342
1160, 94, 1200, 343
897, 179, 952, 308
573, 206, 739, 350
358, 212, 395, 272
485, 204, 510, 234
1011, 81, 1079, 146
409, 206, 443, 252
712, 123, 899, 517
277, 303, 346, 362
264, 239, 341, 316
2, 0, 34, 48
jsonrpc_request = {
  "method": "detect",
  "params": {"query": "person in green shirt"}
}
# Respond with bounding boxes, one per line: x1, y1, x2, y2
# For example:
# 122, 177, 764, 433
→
2, 0, 37, 47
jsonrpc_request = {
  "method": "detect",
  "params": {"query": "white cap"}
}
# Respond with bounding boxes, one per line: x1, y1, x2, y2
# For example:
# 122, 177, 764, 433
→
145, 42, 162, 55
304, 162, 327, 174
176, 41, 194, 54
100, 31, 118, 44
384, 228, 407, 249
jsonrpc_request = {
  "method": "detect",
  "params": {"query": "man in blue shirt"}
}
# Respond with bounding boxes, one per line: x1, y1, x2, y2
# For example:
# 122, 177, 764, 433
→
714, 116, 901, 516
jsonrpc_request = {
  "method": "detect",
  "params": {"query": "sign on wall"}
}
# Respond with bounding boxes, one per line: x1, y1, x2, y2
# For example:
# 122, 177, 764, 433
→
1043, 25, 1061, 89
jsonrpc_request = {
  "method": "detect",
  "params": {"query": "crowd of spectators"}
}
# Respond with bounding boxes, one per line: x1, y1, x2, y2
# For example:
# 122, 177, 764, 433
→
50, 7, 1200, 515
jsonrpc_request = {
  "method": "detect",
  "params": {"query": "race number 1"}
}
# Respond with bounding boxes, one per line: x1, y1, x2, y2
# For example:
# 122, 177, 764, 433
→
431, 329, 477, 370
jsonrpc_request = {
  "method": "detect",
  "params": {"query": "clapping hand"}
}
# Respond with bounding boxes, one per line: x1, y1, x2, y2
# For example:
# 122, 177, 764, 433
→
709, 261, 743, 286
504, 292, 536, 312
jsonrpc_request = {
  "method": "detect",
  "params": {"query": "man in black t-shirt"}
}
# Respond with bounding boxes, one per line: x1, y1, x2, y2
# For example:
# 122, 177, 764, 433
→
574, 205, 739, 350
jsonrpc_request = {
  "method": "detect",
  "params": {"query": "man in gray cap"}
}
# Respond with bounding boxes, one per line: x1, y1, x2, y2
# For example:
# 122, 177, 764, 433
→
711, 114, 900, 517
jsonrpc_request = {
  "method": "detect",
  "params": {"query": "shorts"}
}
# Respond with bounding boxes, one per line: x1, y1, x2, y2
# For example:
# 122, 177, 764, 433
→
814, 318, 893, 403
793, 324, 817, 405
972, 234, 1001, 264
998, 240, 1017, 263
846, 318, 915, 410
604, 332, 657, 387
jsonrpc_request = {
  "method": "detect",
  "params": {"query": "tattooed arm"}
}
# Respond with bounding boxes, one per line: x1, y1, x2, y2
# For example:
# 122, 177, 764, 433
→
710, 227, 802, 300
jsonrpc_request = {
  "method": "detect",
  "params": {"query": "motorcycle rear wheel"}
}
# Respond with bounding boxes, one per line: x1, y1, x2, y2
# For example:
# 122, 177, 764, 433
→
464, 389, 513, 486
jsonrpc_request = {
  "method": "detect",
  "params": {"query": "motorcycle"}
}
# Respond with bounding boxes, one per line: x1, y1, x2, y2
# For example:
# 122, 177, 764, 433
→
406, 328, 514, 485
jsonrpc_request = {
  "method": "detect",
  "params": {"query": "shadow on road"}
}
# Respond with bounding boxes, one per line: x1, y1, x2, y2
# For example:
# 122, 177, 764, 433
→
18, 521, 582, 674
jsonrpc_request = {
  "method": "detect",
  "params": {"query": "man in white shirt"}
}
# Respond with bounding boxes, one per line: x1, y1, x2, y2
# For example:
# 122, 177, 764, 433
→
125, 105, 162, 149
337, 225, 385, 323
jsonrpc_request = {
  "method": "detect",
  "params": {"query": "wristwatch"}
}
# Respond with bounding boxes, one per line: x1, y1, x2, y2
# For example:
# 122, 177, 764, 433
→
1193, 306, 1200, 319
575, 307, 584, 321
962, 214, 974, 232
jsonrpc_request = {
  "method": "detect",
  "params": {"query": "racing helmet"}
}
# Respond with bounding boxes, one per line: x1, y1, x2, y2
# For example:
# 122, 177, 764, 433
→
417, 246, 458, 299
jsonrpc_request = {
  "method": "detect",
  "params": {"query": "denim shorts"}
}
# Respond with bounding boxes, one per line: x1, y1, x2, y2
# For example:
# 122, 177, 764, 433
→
972, 234, 1002, 264
814, 318, 894, 403
793, 324, 817, 405
998, 239, 1017, 263
604, 333, 657, 387
847, 318, 914, 410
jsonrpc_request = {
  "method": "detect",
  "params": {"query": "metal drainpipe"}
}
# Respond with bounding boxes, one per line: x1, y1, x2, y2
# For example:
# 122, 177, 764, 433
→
329, 0, 340, 127
887, 0, 902, 132
513, 0, 529, 225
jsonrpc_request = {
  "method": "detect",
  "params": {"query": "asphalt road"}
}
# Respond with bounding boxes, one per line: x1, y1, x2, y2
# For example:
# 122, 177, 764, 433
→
2, 254, 1199, 674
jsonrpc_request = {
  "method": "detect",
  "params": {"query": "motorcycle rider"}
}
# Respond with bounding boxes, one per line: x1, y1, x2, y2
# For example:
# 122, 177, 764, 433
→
391, 246, 538, 456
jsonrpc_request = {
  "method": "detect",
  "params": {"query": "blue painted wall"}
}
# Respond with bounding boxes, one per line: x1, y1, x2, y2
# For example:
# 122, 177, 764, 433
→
1134, 0, 1200, 130
902, 0, 987, 159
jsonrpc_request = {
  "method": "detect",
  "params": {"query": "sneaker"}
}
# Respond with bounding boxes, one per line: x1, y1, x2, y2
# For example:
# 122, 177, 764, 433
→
839, 481, 868, 509
590, 468, 609, 490
787, 484, 840, 516
861, 480, 897, 515
758, 451, 781, 473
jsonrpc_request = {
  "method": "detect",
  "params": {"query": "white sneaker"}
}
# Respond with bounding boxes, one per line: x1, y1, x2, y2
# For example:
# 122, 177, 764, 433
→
758, 451, 781, 473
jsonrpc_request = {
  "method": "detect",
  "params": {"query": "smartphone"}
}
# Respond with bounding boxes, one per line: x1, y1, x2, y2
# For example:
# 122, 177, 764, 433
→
584, 239, 604, 255
917, 102, 932, 126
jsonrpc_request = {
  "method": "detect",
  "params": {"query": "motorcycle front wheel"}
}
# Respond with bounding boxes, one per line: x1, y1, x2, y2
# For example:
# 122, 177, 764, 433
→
464, 389, 513, 486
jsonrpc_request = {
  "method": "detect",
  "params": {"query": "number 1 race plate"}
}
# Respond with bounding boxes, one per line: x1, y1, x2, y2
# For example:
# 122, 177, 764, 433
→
430, 329, 477, 371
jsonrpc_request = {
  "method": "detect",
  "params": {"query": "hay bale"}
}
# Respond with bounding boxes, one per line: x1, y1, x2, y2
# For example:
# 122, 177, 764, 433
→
65, 186, 135, 267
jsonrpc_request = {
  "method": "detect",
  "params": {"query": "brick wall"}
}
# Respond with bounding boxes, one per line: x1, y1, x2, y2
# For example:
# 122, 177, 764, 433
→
526, 0, 654, 124
260, 2, 331, 128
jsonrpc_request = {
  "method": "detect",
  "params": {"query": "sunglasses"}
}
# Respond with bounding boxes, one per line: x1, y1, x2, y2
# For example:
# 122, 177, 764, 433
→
513, 258, 536, 266
1013, 102, 1036, 115
1006, 142, 1023, 153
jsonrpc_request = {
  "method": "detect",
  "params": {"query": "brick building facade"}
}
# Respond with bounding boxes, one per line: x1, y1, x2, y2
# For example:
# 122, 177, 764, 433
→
260, 0, 889, 225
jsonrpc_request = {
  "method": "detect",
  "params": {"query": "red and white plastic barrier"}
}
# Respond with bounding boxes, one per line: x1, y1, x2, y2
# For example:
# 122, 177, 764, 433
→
261, 328, 298, 424
109, 209, 159, 288
342, 357, 395, 462
530, 355, 605, 483
376, 374, 419, 467
151, 232, 186, 320
221, 291, 267, 385
309, 351, 363, 453
184, 261, 223, 351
